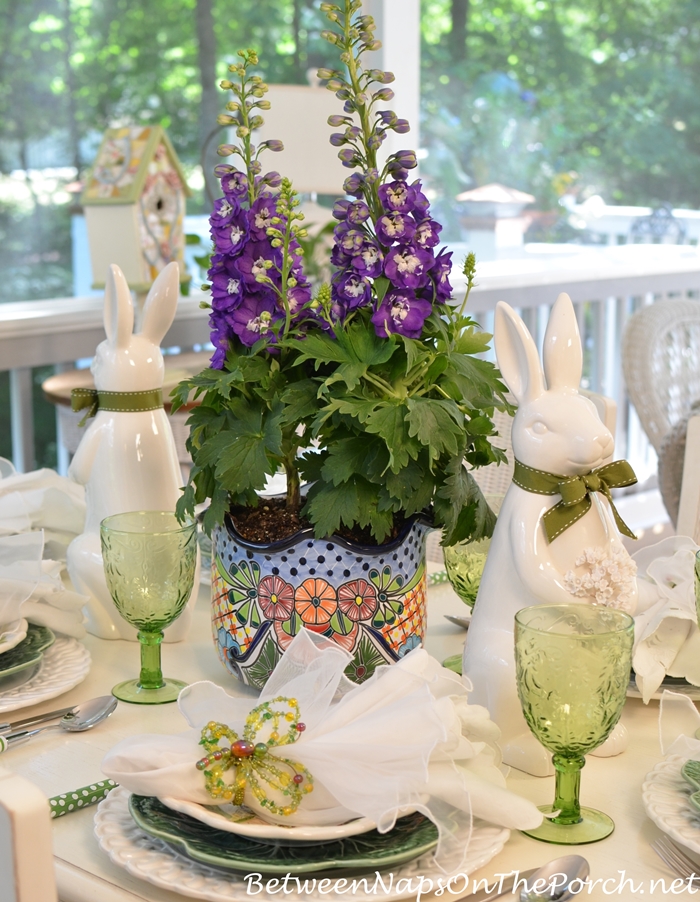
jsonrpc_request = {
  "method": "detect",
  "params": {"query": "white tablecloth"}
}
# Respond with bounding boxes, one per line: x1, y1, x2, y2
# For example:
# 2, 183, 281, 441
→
5, 580, 694, 900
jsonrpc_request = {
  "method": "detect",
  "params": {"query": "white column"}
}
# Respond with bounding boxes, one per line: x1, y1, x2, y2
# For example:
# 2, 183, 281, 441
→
364, 0, 421, 162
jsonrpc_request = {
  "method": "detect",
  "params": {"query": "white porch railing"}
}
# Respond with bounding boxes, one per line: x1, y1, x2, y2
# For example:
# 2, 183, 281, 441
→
2, 242, 700, 484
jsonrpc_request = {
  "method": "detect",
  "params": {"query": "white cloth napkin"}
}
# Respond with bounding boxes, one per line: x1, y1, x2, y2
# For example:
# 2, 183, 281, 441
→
103, 630, 542, 872
0, 532, 86, 639
659, 690, 700, 758
631, 536, 700, 702
0, 467, 87, 638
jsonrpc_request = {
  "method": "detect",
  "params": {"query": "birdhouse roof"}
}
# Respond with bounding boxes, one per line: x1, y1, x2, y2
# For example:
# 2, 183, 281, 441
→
81, 125, 191, 205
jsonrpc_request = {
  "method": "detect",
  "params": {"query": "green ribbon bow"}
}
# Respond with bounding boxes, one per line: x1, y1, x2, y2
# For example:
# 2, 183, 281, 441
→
512, 459, 638, 543
71, 388, 164, 426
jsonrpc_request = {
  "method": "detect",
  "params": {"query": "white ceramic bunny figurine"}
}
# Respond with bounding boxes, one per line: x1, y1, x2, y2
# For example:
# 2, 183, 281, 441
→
463, 292, 638, 776
67, 262, 199, 640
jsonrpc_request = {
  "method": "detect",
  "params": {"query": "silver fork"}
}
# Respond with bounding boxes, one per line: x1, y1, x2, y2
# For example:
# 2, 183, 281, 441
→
652, 835, 700, 885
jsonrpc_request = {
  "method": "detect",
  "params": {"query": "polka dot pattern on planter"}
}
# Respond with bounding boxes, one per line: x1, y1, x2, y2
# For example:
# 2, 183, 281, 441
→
211, 515, 432, 690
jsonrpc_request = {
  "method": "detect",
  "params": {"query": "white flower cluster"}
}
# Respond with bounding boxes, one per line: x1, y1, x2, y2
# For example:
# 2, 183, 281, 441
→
563, 546, 638, 612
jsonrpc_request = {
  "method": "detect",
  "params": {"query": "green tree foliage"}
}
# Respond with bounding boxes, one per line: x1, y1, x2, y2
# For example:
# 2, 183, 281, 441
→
421, 0, 700, 221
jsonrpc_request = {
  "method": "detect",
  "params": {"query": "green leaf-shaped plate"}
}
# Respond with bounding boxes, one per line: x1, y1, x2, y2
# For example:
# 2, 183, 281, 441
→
128, 795, 438, 875
0, 624, 55, 680
681, 760, 700, 813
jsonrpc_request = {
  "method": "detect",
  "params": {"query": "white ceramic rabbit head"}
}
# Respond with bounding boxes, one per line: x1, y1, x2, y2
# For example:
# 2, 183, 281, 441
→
495, 292, 614, 476
91, 262, 179, 392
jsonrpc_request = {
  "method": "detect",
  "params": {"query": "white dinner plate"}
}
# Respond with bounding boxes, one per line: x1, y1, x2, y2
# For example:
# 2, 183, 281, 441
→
627, 676, 700, 702
95, 787, 510, 902
159, 796, 413, 843
642, 754, 700, 853
0, 638, 91, 714
0, 618, 28, 655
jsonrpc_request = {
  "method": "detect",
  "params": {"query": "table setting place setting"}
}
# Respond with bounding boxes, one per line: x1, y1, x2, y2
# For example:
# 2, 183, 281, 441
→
10, 3, 700, 900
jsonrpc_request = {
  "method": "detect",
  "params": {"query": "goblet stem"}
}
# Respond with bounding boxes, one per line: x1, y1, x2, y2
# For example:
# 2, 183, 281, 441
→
552, 753, 584, 825
138, 630, 165, 690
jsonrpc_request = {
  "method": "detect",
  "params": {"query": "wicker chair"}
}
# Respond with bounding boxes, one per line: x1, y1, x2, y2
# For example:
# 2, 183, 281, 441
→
622, 299, 700, 527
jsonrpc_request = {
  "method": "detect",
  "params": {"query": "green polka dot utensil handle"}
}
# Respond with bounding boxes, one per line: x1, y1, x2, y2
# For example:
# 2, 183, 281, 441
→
48, 780, 117, 818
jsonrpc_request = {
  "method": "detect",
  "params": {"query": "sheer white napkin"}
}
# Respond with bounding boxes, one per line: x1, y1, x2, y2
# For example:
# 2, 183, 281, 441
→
632, 536, 700, 702
659, 690, 700, 758
0, 533, 86, 639
0, 466, 87, 638
103, 630, 542, 872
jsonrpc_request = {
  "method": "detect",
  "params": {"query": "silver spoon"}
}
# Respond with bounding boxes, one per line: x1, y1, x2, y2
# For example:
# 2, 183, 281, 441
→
517, 855, 590, 902
0, 695, 118, 753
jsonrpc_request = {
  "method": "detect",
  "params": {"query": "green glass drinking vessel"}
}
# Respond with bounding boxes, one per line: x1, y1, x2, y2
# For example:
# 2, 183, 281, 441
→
100, 511, 197, 704
514, 603, 634, 844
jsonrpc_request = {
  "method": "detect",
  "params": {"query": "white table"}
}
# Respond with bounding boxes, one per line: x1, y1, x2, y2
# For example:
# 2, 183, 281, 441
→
5, 581, 692, 900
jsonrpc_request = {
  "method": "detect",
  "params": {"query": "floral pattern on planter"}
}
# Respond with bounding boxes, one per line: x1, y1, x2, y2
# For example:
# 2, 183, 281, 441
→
211, 515, 430, 689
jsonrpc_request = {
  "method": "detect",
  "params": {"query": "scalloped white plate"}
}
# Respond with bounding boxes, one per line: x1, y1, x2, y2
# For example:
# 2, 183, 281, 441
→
95, 787, 510, 902
642, 754, 700, 853
0, 638, 91, 713
0, 619, 28, 655
159, 796, 413, 843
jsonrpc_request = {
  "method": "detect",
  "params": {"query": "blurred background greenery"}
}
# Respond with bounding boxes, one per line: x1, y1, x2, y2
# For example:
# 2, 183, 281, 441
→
1, 0, 699, 466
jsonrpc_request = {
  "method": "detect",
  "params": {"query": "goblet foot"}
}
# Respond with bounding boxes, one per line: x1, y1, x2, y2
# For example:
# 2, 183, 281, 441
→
112, 677, 187, 705
522, 804, 614, 844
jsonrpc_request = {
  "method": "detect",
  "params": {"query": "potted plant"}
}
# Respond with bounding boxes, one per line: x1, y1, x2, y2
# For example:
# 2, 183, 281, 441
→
173, 0, 509, 689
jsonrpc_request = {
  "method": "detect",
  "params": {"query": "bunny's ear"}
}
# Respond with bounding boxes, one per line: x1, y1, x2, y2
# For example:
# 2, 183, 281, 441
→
104, 264, 134, 349
140, 262, 179, 345
494, 301, 544, 404
542, 292, 582, 391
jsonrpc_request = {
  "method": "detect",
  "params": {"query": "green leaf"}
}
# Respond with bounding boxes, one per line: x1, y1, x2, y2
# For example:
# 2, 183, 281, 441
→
322, 437, 373, 486
280, 380, 320, 425
373, 276, 391, 304
303, 480, 361, 538
287, 332, 351, 367
454, 327, 492, 356
406, 398, 464, 458
365, 403, 418, 472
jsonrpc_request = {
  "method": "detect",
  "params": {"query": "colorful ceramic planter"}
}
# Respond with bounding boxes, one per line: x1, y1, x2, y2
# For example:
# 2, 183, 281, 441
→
211, 513, 431, 689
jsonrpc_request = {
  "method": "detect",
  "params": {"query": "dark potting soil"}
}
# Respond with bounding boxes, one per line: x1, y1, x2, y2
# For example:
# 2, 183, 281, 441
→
230, 496, 407, 547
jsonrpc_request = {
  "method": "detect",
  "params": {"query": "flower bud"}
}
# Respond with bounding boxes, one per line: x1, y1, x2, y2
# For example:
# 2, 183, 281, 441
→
226, 101, 240, 112
262, 139, 284, 152
288, 277, 298, 287
369, 69, 395, 84
374, 87, 395, 102
217, 114, 236, 126
217, 144, 235, 156
214, 164, 235, 177
271, 238, 282, 247
262, 171, 282, 187
365, 39, 382, 51
329, 132, 347, 147
393, 119, 411, 134
326, 79, 345, 92
328, 114, 347, 127
249, 115, 264, 129
219, 79, 234, 89
250, 160, 262, 174
321, 30, 339, 44
256, 100, 271, 110
236, 126, 250, 138
338, 148, 358, 166
317, 68, 336, 80
355, 92, 369, 107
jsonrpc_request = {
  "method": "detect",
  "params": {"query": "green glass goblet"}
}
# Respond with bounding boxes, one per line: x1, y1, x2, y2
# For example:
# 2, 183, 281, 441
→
100, 511, 197, 705
514, 603, 634, 844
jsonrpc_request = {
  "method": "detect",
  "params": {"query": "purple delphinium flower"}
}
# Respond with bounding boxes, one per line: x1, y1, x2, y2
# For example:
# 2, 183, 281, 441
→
210, 263, 243, 311
236, 241, 282, 285
384, 244, 433, 290
249, 195, 277, 240
209, 311, 231, 369
411, 180, 431, 220
230, 295, 281, 347
375, 211, 415, 247
351, 241, 384, 278
347, 201, 371, 225
288, 282, 313, 314
336, 227, 365, 256
414, 218, 442, 249
431, 249, 453, 301
211, 209, 249, 256
210, 195, 240, 227
333, 199, 353, 221
332, 271, 372, 310
220, 171, 249, 199
378, 180, 415, 214
371, 289, 432, 339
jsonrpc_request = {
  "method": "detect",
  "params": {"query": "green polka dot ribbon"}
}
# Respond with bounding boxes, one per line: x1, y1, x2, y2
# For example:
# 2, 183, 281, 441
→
48, 779, 117, 818
512, 458, 638, 543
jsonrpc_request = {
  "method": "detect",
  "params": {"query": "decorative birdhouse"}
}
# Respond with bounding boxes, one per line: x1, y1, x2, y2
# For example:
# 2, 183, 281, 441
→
81, 125, 191, 291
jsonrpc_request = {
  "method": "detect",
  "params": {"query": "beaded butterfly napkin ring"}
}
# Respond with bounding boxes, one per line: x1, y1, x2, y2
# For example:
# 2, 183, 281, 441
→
195, 696, 314, 815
